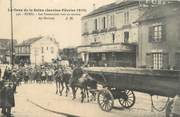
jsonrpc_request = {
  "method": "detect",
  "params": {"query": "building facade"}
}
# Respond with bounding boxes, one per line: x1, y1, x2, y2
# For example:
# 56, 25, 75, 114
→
137, 2, 180, 70
15, 36, 59, 65
0, 39, 17, 64
78, 1, 144, 67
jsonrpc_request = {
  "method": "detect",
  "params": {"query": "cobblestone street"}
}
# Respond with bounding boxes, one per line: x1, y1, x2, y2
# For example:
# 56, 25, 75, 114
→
0, 83, 167, 117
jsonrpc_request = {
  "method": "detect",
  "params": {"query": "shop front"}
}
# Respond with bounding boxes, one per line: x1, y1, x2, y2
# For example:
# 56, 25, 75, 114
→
78, 43, 136, 67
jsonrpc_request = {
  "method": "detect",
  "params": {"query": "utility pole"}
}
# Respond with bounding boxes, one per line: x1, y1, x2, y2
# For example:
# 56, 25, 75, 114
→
10, 0, 14, 66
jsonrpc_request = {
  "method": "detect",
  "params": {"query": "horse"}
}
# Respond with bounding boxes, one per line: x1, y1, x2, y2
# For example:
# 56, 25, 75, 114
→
69, 66, 97, 103
54, 66, 72, 96
60, 67, 72, 96
54, 68, 64, 95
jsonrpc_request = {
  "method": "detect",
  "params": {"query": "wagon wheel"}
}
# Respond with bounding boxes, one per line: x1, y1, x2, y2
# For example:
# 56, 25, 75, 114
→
119, 90, 136, 109
97, 89, 114, 112
166, 100, 174, 117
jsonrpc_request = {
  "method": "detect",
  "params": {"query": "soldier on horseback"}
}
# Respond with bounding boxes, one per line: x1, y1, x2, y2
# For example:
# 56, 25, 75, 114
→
69, 64, 84, 100
69, 63, 97, 102
54, 66, 64, 95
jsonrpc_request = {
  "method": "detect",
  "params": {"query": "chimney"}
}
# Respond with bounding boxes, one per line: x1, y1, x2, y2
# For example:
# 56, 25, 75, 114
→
93, 3, 96, 10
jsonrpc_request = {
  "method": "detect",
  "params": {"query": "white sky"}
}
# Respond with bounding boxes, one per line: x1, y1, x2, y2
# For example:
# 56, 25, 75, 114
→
0, 0, 115, 48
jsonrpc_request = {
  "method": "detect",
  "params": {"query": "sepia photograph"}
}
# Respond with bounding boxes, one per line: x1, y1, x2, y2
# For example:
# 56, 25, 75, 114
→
0, 0, 180, 116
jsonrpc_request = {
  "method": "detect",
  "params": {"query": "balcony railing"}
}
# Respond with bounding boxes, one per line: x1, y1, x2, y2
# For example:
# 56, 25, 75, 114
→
82, 32, 89, 36
100, 28, 108, 33
90, 42, 101, 46
92, 30, 99, 34
86, 27, 117, 35
122, 24, 131, 29
108, 27, 117, 32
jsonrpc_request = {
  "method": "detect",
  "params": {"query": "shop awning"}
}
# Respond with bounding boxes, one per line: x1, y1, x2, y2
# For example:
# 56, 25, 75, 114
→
77, 43, 136, 53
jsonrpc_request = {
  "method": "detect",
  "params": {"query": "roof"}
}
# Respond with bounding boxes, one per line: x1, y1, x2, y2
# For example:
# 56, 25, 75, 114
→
0, 39, 10, 50
137, 2, 180, 22
17, 36, 59, 46
82, 1, 139, 19
0, 39, 17, 50
18, 36, 43, 46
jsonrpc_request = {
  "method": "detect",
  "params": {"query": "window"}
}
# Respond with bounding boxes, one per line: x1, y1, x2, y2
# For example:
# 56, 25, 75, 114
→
42, 56, 44, 63
27, 46, 30, 53
124, 31, 129, 43
41, 47, 44, 53
175, 53, 180, 70
146, 52, 168, 69
149, 24, 166, 42
124, 11, 129, 25
98, 18, 101, 29
153, 25, 162, 42
94, 37, 97, 42
102, 17, 106, 29
110, 15, 115, 27
112, 33, 115, 43
153, 53, 163, 69
94, 19, 98, 30
102, 53, 106, 61
51, 47, 54, 54
84, 22, 88, 32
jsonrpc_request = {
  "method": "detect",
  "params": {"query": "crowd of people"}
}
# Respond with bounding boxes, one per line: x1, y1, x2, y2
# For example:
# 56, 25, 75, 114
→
0, 62, 74, 117
0, 63, 73, 84
0, 60, 92, 116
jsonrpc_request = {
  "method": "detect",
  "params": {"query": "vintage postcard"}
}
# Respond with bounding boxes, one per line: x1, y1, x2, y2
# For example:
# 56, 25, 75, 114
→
0, 0, 180, 117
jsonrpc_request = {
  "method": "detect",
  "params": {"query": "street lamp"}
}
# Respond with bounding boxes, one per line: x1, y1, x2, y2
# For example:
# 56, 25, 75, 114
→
10, 0, 14, 66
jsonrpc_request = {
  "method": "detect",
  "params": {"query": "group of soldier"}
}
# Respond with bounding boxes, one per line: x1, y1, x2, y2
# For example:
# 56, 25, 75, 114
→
0, 64, 58, 117
0, 61, 80, 117
7, 64, 57, 84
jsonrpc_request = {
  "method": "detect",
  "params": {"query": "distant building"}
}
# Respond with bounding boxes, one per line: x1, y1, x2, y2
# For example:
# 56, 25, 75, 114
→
78, 1, 144, 67
59, 47, 79, 65
15, 36, 59, 65
0, 39, 17, 64
136, 2, 180, 70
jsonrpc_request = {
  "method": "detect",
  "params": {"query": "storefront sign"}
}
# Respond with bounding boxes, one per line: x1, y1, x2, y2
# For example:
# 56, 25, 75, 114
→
78, 43, 135, 53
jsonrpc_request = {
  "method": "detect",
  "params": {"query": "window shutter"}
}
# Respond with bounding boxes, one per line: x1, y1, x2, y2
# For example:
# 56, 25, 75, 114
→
163, 53, 169, 69
149, 26, 153, 42
146, 53, 153, 68
162, 25, 166, 41
175, 53, 180, 70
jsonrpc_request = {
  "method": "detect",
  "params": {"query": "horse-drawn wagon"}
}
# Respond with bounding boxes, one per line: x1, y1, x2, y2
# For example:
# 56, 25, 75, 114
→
83, 67, 180, 116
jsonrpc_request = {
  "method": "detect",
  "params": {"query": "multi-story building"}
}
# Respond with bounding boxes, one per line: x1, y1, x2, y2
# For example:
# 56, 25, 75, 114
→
15, 36, 59, 65
78, 1, 145, 67
136, 2, 180, 70
78, 0, 175, 67
0, 39, 17, 64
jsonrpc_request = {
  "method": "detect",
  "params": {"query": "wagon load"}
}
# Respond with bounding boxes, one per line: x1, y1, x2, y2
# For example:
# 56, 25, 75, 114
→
83, 67, 180, 97
83, 67, 180, 113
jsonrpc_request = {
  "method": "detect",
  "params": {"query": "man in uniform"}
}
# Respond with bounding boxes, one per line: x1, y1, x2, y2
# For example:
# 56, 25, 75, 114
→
69, 64, 84, 99
0, 80, 15, 117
